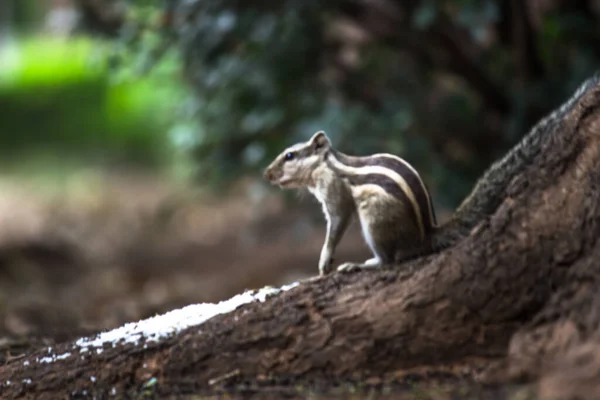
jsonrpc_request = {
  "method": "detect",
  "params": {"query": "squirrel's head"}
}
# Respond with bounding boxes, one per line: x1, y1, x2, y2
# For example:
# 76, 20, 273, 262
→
263, 131, 331, 189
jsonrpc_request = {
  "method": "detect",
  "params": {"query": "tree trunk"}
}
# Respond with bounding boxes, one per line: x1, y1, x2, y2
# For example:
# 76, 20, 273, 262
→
3, 74, 600, 399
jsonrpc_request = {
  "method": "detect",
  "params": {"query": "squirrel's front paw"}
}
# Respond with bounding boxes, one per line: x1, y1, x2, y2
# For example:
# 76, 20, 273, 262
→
337, 262, 360, 273
318, 255, 334, 275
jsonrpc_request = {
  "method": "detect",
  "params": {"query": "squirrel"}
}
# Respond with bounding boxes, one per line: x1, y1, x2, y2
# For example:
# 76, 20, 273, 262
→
263, 130, 438, 275
262, 74, 600, 275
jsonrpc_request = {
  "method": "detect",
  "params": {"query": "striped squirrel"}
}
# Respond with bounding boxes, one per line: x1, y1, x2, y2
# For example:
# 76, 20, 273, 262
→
263, 130, 437, 275
263, 73, 600, 276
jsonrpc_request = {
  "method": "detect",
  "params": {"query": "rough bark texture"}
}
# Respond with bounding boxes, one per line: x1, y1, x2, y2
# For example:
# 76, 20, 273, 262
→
3, 74, 600, 399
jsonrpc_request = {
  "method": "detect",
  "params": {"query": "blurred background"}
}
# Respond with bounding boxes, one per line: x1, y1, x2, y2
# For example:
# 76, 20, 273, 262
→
1, 0, 600, 354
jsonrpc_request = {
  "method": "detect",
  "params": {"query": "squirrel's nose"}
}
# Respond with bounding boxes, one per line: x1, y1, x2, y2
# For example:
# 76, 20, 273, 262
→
264, 169, 273, 181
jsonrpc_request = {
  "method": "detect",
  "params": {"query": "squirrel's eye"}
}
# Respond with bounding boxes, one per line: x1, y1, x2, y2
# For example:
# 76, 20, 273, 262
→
284, 152, 295, 161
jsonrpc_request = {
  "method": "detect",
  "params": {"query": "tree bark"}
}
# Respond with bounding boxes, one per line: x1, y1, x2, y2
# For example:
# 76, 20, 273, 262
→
3, 74, 600, 399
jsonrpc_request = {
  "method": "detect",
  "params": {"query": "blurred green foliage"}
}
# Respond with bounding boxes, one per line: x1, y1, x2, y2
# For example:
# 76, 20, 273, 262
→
0, 0, 589, 210
0, 35, 189, 177
96, 0, 600, 208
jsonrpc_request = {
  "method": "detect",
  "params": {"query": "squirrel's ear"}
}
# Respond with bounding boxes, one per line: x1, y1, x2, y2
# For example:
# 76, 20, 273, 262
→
310, 131, 330, 149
